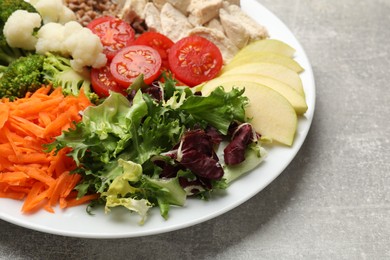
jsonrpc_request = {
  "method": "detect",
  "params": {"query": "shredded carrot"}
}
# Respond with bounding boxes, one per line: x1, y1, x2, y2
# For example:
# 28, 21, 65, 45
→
0, 86, 97, 214
60, 193, 100, 209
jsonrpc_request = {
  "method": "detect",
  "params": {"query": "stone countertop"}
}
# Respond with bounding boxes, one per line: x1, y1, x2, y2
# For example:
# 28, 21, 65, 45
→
1, 0, 389, 259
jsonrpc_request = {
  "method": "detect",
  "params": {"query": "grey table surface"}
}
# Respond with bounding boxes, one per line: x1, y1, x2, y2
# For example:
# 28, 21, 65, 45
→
1, 0, 389, 259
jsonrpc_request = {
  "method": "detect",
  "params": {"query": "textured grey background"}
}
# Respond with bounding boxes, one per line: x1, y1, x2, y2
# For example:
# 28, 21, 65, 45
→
1, 0, 389, 259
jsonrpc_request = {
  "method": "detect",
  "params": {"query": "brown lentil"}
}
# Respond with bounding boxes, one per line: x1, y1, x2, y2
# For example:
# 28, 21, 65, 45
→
64, 0, 148, 34
65, 0, 121, 26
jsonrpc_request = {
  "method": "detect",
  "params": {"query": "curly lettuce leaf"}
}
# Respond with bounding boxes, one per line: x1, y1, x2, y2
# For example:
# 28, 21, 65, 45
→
104, 196, 152, 225
143, 176, 186, 219
101, 159, 186, 222
180, 86, 248, 135
101, 160, 151, 224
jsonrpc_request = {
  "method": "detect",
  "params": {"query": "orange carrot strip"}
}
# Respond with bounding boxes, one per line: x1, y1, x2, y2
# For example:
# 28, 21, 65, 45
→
7, 186, 31, 194
9, 116, 45, 138
61, 174, 82, 198
0, 102, 9, 128
61, 194, 99, 209
48, 171, 70, 207
48, 87, 63, 97
11, 97, 63, 117
0, 191, 26, 200
0, 157, 12, 171
38, 112, 52, 128
44, 112, 72, 137
30, 85, 51, 96
21, 166, 55, 187
21, 182, 46, 213
9, 154, 50, 164
0, 172, 29, 184
0, 143, 14, 154
2, 126, 19, 155
43, 203, 55, 213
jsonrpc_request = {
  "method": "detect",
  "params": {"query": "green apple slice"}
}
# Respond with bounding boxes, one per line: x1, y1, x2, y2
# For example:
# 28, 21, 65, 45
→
202, 81, 298, 146
200, 74, 308, 115
235, 39, 296, 59
220, 62, 305, 97
223, 52, 304, 73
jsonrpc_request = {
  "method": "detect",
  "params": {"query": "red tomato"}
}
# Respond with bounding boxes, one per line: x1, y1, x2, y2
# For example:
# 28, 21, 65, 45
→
91, 65, 127, 97
133, 32, 174, 69
168, 35, 223, 87
110, 45, 162, 86
87, 16, 135, 60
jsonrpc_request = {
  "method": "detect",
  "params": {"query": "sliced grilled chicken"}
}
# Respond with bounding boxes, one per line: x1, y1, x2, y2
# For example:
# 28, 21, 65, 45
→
187, 0, 223, 26
223, 3, 268, 42
143, 2, 163, 32
160, 3, 194, 42
219, 7, 250, 49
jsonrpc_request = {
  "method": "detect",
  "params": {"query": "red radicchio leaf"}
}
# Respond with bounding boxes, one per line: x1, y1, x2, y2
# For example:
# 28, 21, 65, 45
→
177, 129, 224, 180
224, 123, 256, 165
205, 126, 224, 145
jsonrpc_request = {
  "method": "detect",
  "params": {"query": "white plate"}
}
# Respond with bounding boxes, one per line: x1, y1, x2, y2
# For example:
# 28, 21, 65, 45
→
0, 0, 315, 238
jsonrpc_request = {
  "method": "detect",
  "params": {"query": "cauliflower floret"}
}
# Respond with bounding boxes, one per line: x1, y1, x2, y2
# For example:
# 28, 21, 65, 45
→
32, 0, 76, 24
3, 10, 42, 50
35, 21, 107, 72
62, 22, 107, 71
35, 23, 67, 56
59, 6, 77, 24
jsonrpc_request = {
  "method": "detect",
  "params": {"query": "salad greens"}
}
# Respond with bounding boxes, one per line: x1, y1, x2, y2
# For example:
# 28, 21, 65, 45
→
48, 78, 265, 223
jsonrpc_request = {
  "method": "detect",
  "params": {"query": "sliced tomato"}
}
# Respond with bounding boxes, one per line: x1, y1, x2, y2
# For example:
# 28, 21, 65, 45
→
91, 65, 127, 97
87, 16, 135, 60
133, 32, 174, 69
168, 35, 223, 87
110, 45, 162, 86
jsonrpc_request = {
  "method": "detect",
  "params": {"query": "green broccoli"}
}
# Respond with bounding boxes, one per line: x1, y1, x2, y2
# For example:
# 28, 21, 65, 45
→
0, 34, 27, 66
42, 53, 99, 102
0, 54, 45, 100
0, 0, 39, 65
0, 0, 37, 24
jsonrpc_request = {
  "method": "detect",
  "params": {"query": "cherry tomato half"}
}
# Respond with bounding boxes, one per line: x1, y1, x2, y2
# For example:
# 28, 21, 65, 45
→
110, 45, 162, 86
91, 65, 127, 97
133, 32, 174, 69
87, 16, 135, 60
168, 35, 223, 87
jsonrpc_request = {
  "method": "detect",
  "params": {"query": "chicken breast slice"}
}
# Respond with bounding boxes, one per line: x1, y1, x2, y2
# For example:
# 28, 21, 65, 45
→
168, 0, 191, 14
152, 0, 190, 14
188, 27, 238, 64
224, 0, 240, 6
143, 2, 163, 32
161, 3, 194, 42
187, 0, 223, 26
117, 0, 148, 22
152, 0, 167, 10
224, 4, 268, 41
219, 8, 250, 49
205, 18, 225, 34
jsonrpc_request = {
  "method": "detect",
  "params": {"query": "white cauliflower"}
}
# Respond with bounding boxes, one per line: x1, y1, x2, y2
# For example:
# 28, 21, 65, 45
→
31, 0, 76, 24
35, 21, 107, 72
63, 22, 107, 71
3, 10, 42, 50
35, 23, 66, 56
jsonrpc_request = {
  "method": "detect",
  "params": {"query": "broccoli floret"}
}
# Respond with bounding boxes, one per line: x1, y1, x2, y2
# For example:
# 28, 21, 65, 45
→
0, 0, 39, 65
42, 53, 99, 102
0, 54, 45, 100
0, 0, 37, 22
0, 34, 26, 65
